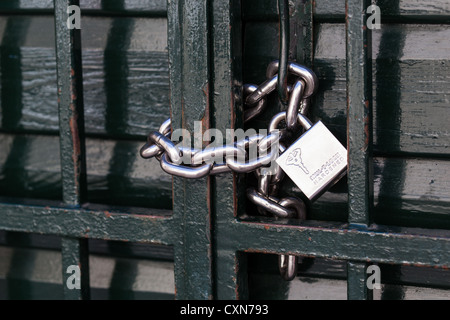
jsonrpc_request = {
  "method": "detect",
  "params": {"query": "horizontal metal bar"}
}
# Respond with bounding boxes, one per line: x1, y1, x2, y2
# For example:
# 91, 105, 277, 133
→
0, 203, 174, 245
229, 218, 450, 268
1, 202, 449, 267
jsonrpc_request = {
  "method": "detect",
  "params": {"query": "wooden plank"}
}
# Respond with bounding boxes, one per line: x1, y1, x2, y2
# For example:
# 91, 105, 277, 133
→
313, 22, 450, 156
243, 0, 450, 21
0, 134, 173, 208
243, 22, 450, 156
0, 231, 173, 261
0, 15, 169, 138
314, 0, 450, 22
1, 134, 449, 228
0, 246, 175, 300
0, 17, 448, 155
289, 156, 450, 229
0, 0, 167, 16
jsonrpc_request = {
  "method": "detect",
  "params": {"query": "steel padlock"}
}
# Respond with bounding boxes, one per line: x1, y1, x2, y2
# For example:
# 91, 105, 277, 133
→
275, 113, 347, 201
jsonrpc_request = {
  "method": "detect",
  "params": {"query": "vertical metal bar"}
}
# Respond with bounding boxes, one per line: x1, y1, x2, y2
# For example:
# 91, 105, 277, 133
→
346, 0, 373, 226
167, 0, 213, 300
346, 0, 373, 300
54, 0, 86, 206
294, 0, 314, 67
61, 237, 90, 300
54, 0, 90, 300
277, 0, 290, 105
347, 262, 373, 300
210, 0, 246, 299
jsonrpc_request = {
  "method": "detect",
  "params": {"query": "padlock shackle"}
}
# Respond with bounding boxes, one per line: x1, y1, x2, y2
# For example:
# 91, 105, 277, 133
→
269, 111, 313, 133
266, 61, 318, 98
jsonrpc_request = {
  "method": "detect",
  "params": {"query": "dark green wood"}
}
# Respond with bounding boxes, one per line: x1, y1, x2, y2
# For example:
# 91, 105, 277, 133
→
242, 21, 450, 156
0, 0, 448, 301
243, 0, 450, 22
0, 10, 29, 132
346, 0, 373, 227
286, 156, 450, 229
0, 134, 173, 208
347, 261, 373, 300
0, 17, 448, 155
0, 202, 174, 244
1, 134, 449, 228
0, 0, 167, 16
242, 0, 278, 22
167, 0, 213, 300
0, 240, 175, 300
0, 15, 170, 139
315, 0, 450, 23
314, 23, 450, 157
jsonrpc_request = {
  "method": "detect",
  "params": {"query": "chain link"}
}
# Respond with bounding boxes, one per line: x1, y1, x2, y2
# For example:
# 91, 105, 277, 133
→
140, 62, 317, 177
140, 60, 318, 280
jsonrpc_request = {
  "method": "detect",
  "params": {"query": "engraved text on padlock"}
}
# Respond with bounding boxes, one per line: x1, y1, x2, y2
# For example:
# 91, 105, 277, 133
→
276, 121, 347, 201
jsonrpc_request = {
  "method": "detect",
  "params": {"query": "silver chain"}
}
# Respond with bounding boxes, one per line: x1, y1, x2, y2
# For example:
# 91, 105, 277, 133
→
141, 60, 318, 281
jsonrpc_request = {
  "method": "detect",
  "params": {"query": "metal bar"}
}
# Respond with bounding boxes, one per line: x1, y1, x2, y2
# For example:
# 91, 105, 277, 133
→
347, 261, 373, 300
54, 0, 88, 299
346, 0, 373, 300
54, 0, 86, 206
346, 0, 373, 227
1, 203, 449, 266
0, 203, 174, 245
61, 237, 90, 300
277, 0, 289, 105
167, 0, 213, 300
232, 219, 450, 268
294, 0, 314, 67
210, 0, 246, 299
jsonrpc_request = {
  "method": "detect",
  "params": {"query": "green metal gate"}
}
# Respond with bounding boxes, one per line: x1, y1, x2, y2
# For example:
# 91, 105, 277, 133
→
0, 0, 449, 300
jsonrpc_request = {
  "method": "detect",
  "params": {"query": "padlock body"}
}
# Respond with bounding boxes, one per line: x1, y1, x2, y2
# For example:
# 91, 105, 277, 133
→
276, 121, 347, 201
